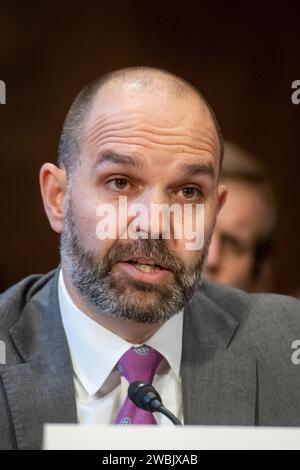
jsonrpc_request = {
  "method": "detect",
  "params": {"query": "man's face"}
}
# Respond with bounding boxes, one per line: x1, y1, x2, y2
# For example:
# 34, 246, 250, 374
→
205, 179, 267, 291
60, 83, 224, 323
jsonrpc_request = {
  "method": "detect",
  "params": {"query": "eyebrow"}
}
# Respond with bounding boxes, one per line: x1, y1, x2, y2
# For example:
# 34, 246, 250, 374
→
95, 151, 215, 178
177, 162, 215, 179
95, 152, 145, 170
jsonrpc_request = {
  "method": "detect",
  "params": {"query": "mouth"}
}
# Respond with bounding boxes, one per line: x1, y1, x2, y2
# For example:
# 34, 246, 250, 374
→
115, 257, 172, 282
122, 257, 169, 272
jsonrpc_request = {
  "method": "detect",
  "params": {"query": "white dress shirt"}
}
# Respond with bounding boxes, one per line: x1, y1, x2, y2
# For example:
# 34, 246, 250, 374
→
58, 269, 184, 425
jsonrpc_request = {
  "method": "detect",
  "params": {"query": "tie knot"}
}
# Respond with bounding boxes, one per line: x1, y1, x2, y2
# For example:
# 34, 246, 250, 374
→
117, 345, 163, 384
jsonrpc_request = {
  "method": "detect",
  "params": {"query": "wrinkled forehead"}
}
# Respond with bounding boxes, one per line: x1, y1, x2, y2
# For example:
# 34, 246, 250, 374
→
81, 81, 221, 166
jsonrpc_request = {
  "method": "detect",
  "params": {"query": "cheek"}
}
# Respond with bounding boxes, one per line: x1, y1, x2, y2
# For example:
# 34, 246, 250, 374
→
169, 203, 215, 262
70, 199, 113, 256
79, 215, 115, 256
75, 209, 98, 246
225, 254, 253, 277
179, 202, 215, 241
70, 177, 125, 255
174, 240, 206, 268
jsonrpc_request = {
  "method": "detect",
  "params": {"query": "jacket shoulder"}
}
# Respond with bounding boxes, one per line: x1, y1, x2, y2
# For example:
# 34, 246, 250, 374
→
198, 282, 300, 425
198, 280, 300, 337
0, 270, 58, 333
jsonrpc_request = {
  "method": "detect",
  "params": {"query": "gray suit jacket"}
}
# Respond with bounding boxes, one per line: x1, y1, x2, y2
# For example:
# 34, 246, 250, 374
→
0, 268, 300, 449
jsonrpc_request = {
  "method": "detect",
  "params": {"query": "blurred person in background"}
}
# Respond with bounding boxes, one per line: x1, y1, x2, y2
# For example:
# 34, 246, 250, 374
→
205, 141, 277, 292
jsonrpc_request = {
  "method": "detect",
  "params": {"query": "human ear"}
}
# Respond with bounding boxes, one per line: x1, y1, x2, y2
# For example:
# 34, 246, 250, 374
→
217, 183, 228, 214
39, 163, 67, 233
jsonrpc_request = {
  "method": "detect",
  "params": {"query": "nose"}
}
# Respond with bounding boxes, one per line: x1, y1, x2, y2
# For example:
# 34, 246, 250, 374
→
205, 233, 222, 277
129, 188, 172, 240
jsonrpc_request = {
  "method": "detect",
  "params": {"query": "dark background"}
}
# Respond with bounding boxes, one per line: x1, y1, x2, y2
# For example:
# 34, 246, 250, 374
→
0, 1, 299, 294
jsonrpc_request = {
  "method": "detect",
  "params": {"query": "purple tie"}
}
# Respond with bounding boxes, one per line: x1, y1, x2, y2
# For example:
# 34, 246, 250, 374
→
114, 345, 163, 425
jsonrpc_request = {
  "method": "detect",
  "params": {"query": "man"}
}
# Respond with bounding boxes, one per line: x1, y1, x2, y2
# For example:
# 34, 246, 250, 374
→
0, 67, 299, 450
205, 142, 277, 292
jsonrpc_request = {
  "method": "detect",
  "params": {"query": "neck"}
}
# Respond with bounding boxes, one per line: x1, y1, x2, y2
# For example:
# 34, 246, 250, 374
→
62, 270, 161, 344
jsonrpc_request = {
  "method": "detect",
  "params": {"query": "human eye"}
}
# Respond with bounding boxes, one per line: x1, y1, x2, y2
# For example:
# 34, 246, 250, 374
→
106, 177, 131, 191
176, 185, 203, 201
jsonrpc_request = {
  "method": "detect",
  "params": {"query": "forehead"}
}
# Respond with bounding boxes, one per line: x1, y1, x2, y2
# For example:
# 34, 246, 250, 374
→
80, 84, 220, 171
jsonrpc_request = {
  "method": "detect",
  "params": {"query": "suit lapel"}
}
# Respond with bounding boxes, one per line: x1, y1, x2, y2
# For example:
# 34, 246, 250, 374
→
1, 269, 77, 450
181, 286, 257, 425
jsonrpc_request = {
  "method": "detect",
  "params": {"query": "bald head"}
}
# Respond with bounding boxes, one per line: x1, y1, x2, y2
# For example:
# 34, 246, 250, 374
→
58, 67, 223, 177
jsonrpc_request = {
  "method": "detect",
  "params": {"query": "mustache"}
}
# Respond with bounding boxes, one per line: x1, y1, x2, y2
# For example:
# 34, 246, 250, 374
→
103, 238, 185, 275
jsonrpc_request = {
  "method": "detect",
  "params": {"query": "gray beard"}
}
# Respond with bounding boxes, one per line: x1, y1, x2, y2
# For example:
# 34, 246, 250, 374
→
60, 196, 211, 324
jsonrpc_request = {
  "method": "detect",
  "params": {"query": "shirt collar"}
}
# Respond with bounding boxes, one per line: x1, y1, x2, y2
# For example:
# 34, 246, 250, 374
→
58, 269, 183, 396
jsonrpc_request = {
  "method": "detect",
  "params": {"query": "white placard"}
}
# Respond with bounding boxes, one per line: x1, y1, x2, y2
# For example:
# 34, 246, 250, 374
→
43, 424, 300, 450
